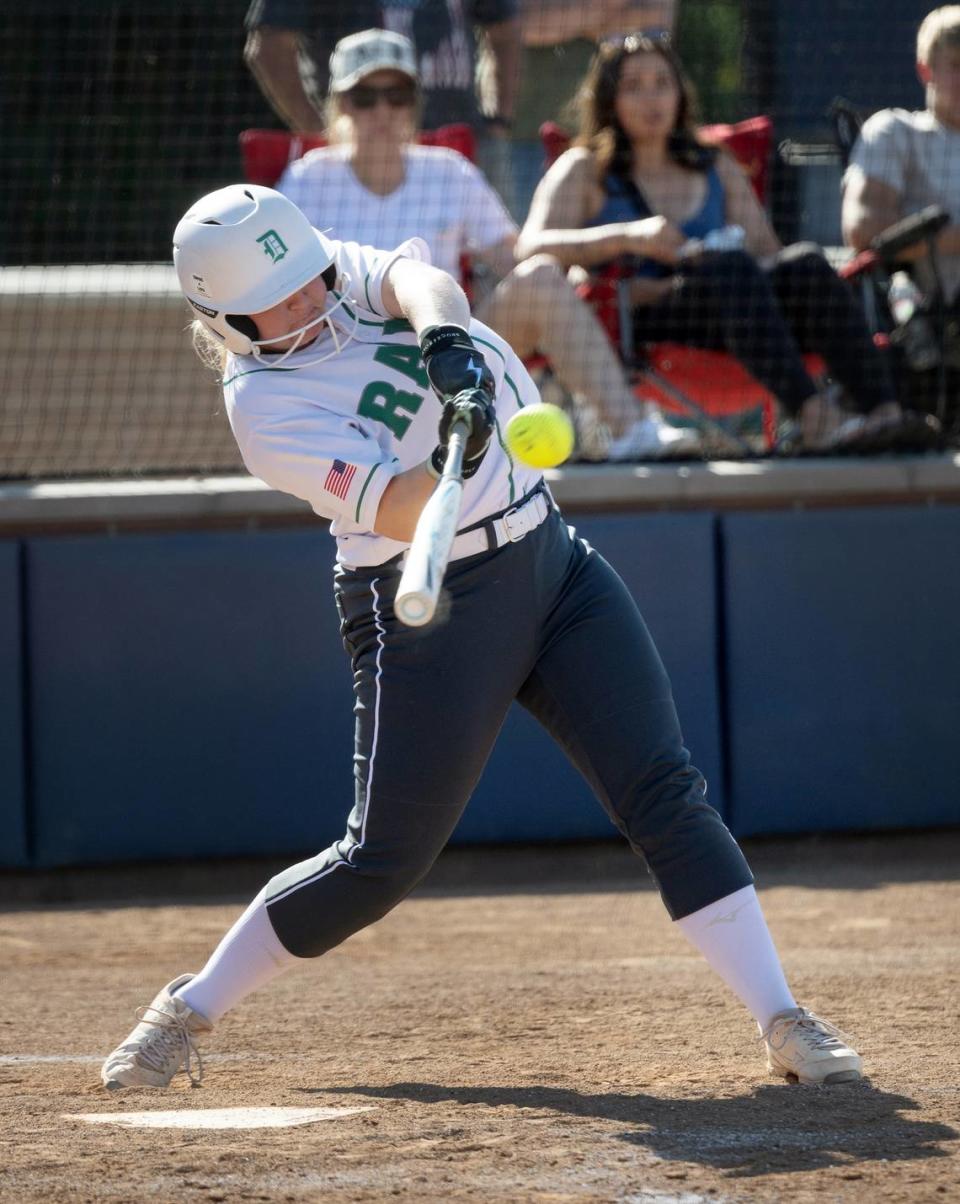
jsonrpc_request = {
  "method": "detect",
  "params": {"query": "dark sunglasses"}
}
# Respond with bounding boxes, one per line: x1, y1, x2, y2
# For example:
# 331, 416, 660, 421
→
346, 83, 417, 110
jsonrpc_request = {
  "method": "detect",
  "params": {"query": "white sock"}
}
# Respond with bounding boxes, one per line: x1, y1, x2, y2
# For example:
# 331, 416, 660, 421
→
674, 884, 797, 1032
174, 888, 302, 1024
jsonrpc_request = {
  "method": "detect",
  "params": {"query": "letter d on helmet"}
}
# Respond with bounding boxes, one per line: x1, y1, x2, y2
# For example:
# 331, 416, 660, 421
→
173, 185, 337, 355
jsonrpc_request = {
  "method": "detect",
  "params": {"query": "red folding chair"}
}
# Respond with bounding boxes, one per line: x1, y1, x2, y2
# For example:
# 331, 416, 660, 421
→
539, 118, 828, 453
239, 124, 477, 186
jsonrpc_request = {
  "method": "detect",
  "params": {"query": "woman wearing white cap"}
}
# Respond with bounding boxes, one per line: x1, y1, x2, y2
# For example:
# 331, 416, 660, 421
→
277, 28, 697, 460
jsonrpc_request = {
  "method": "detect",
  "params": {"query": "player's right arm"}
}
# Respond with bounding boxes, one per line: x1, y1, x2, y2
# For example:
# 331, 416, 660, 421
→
375, 468, 439, 542
271, 249, 495, 541
380, 255, 498, 488
231, 386, 433, 542
380, 255, 472, 334
235, 400, 491, 545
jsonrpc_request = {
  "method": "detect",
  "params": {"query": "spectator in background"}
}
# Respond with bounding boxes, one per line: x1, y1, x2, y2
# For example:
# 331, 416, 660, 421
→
244, 0, 522, 212
279, 29, 697, 459
843, 5, 960, 298
511, 0, 676, 219
842, 5, 960, 425
518, 33, 938, 452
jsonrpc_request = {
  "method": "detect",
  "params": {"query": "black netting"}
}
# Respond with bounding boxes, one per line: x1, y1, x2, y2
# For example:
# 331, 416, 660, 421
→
0, 0, 953, 480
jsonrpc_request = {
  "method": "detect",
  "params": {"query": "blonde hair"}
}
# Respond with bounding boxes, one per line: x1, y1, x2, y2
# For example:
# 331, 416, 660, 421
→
190, 319, 228, 376
324, 97, 357, 144
917, 6, 960, 64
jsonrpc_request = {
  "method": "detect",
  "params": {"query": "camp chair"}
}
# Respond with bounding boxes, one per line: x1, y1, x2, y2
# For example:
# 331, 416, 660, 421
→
827, 97, 958, 432
539, 117, 831, 454
239, 124, 477, 187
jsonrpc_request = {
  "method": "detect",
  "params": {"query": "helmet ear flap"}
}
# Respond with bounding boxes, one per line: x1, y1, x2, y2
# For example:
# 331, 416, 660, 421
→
223, 314, 260, 356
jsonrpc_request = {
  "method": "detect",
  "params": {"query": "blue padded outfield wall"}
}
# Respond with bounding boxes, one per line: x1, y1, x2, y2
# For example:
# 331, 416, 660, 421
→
722, 507, 960, 836
3, 505, 959, 868
26, 531, 353, 867
20, 514, 721, 867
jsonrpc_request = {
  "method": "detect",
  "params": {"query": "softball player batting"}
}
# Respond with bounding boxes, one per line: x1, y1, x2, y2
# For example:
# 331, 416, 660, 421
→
101, 185, 861, 1090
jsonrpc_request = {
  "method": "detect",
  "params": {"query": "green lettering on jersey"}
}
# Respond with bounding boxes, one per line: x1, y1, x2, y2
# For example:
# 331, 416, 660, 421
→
373, 343, 428, 389
382, 318, 413, 336
357, 381, 424, 439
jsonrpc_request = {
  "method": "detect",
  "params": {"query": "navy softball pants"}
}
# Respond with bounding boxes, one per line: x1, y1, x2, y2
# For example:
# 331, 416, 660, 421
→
265, 507, 753, 957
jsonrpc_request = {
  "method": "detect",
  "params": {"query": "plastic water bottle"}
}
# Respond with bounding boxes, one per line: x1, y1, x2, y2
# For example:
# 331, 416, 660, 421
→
679, 225, 746, 260
887, 271, 941, 372
887, 271, 922, 325
701, 224, 746, 252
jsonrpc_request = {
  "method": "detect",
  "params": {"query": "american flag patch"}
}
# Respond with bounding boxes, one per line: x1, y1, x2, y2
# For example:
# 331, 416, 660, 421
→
324, 458, 357, 501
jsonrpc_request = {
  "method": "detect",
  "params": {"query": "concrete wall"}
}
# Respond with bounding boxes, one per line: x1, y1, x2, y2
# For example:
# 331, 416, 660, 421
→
0, 269, 241, 478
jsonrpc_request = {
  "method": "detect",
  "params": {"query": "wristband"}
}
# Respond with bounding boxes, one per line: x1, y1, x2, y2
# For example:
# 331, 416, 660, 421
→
427, 444, 484, 480
418, 324, 474, 361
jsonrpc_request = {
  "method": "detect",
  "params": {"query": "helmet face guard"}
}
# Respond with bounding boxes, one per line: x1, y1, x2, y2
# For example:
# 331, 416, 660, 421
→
173, 185, 351, 360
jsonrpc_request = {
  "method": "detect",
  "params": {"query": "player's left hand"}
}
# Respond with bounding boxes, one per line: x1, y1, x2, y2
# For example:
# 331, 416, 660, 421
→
418, 324, 496, 408
429, 389, 496, 479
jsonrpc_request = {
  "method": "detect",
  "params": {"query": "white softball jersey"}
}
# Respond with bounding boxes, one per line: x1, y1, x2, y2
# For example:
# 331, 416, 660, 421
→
222, 235, 542, 568
277, 145, 517, 280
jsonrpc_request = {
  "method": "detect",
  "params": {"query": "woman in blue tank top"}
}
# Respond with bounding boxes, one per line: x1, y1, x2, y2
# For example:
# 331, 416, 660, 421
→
516, 33, 939, 453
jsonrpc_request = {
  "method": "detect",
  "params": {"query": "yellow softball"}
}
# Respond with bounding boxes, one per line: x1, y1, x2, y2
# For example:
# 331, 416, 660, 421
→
504, 403, 575, 469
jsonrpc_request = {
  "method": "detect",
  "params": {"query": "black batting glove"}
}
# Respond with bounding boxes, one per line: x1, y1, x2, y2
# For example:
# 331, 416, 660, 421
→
418, 324, 496, 408
428, 388, 497, 479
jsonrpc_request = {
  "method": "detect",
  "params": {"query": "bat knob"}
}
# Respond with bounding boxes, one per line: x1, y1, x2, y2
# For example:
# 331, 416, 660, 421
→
396, 593, 431, 627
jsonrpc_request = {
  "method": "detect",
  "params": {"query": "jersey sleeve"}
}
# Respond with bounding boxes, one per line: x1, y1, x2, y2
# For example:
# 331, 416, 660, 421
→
233, 393, 400, 529
844, 109, 911, 196
333, 237, 432, 316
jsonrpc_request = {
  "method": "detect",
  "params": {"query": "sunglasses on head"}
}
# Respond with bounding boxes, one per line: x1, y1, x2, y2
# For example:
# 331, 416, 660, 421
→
601, 29, 672, 52
346, 82, 417, 109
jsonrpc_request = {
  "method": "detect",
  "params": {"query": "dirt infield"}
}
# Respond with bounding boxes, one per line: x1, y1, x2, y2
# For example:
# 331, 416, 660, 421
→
1, 831, 958, 1204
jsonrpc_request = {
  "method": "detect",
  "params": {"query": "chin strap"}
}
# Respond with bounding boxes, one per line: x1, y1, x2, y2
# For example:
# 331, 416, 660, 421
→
248, 269, 360, 368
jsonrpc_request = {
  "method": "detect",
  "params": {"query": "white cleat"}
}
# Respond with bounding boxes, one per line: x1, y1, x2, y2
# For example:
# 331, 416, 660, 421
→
762, 1006, 863, 1086
101, 974, 212, 1089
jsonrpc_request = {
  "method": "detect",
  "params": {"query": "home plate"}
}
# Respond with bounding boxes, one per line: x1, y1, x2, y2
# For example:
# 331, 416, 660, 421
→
67, 1106, 376, 1130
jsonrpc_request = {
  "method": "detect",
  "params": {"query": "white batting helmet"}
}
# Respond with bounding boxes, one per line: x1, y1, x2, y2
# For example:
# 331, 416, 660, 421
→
173, 184, 340, 356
